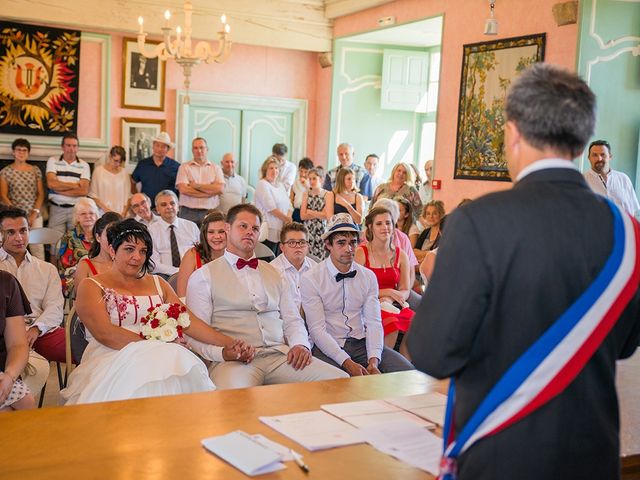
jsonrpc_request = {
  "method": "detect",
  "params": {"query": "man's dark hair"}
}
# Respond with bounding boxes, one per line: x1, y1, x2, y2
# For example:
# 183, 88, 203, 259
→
298, 157, 314, 170
324, 230, 359, 249
226, 203, 263, 226
505, 63, 596, 159
588, 140, 612, 156
280, 222, 308, 244
61, 133, 79, 147
0, 207, 28, 227
11, 138, 31, 152
365, 153, 379, 160
272, 143, 288, 156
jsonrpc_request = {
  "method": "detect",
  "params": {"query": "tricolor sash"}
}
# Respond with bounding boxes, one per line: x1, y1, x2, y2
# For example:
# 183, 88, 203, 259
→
439, 199, 640, 480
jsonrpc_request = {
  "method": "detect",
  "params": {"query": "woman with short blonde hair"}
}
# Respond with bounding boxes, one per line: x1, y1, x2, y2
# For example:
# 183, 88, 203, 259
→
371, 162, 422, 219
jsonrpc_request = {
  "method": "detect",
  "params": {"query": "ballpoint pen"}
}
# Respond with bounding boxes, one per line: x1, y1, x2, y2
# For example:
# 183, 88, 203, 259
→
290, 449, 310, 474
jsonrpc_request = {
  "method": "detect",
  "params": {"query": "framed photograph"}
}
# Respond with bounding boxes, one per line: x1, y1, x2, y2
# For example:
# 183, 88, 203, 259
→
121, 117, 165, 168
454, 33, 546, 181
121, 37, 166, 110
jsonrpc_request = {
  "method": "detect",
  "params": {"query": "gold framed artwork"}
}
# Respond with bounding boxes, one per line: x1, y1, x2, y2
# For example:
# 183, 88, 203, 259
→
454, 33, 546, 181
121, 37, 166, 111
121, 117, 165, 167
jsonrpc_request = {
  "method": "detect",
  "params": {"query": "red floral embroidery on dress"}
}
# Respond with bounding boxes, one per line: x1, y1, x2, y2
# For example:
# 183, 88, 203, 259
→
102, 288, 140, 327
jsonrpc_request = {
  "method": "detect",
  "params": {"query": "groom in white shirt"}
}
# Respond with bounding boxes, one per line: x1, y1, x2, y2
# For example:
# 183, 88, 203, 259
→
186, 204, 347, 389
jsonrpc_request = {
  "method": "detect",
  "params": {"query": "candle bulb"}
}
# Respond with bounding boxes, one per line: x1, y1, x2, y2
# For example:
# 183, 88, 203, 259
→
176, 26, 182, 43
220, 14, 226, 25
164, 9, 171, 27
138, 16, 144, 34
224, 24, 230, 34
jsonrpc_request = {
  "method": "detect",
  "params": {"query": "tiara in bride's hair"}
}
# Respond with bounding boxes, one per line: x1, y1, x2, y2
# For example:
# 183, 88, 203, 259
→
114, 228, 146, 242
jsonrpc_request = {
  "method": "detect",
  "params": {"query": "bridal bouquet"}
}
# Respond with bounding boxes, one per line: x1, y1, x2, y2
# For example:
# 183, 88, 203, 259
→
140, 303, 190, 342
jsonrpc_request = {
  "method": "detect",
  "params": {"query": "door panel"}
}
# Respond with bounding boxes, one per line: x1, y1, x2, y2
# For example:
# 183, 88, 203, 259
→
189, 106, 241, 165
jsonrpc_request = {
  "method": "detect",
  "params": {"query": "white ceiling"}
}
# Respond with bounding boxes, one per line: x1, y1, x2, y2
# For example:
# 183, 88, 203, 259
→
344, 16, 443, 48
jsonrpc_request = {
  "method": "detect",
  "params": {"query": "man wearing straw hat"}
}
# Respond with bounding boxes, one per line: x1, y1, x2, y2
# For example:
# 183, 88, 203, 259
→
132, 131, 180, 208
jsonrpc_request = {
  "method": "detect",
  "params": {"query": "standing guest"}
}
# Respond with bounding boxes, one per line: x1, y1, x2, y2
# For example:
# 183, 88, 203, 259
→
314, 165, 325, 182
129, 192, 159, 226
300, 168, 330, 259
0, 138, 45, 259
584, 140, 640, 217
132, 132, 179, 208
362, 153, 382, 200
326, 168, 364, 224
58, 198, 99, 294
300, 213, 413, 376
271, 222, 317, 311
218, 153, 248, 214
396, 197, 419, 247
355, 207, 414, 350
89, 146, 135, 217
74, 212, 123, 287
0, 208, 64, 396
148, 190, 199, 278
61, 219, 251, 405
273, 143, 296, 194
408, 63, 640, 480
186, 204, 347, 389
176, 137, 225, 226
418, 160, 434, 204
413, 200, 445, 263
254, 156, 292, 255
372, 162, 422, 220
176, 211, 226, 298
0, 271, 36, 411
290, 157, 313, 223
323, 143, 370, 198
46, 133, 91, 235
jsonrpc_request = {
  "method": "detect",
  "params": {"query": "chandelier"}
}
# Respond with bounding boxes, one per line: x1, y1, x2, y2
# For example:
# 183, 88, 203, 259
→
137, 1, 232, 103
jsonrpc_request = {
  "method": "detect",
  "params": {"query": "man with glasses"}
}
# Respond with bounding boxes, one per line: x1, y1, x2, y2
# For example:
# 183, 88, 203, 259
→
301, 213, 413, 376
271, 222, 316, 311
129, 192, 159, 226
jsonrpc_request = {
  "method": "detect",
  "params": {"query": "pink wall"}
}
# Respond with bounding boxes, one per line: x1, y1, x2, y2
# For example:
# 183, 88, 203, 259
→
331, 0, 579, 211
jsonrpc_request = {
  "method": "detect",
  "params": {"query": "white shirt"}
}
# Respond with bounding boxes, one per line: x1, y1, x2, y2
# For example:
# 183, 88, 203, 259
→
89, 165, 132, 214
219, 172, 248, 214
175, 160, 225, 210
584, 168, 640, 216
254, 179, 292, 243
46, 156, 91, 205
185, 250, 311, 361
134, 213, 160, 227
278, 160, 297, 194
0, 248, 64, 335
270, 254, 316, 310
148, 217, 199, 275
291, 178, 307, 209
300, 259, 383, 366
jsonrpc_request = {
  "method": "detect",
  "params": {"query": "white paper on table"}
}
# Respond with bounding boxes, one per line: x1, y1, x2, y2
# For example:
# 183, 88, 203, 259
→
339, 410, 435, 429
359, 420, 443, 475
250, 434, 295, 462
201, 430, 286, 476
259, 410, 364, 451
385, 392, 448, 410
410, 405, 446, 426
321, 399, 403, 417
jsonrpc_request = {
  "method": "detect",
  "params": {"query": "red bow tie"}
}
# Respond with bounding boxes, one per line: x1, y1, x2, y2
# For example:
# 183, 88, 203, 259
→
236, 257, 259, 270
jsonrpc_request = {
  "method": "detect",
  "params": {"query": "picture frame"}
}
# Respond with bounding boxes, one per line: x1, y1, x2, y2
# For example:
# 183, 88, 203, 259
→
121, 117, 166, 168
454, 33, 546, 181
121, 37, 166, 110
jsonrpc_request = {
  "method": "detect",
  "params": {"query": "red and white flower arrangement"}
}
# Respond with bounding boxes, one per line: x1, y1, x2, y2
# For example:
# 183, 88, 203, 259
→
140, 303, 190, 342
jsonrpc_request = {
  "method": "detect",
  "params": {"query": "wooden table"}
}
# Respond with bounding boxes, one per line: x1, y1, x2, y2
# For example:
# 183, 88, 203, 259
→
1, 368, 638, 480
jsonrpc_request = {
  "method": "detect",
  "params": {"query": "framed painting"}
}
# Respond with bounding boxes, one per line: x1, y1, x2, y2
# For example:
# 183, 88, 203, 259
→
121, 37, 165, 110
454, 33, 546, 181
121, 117, 165, 168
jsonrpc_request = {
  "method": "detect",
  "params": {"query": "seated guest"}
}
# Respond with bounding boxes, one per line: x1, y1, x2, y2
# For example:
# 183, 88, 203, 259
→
355, 207, 414, 350
300, 168, 330, 259
74, 212, 123, 289
176, 211, 226, 298
254, 156, 292, 255
0, 209, 62, 398
372, 162, 422, 220
271, 222, 317, 311
396, 197, 419, 247
186, 204, 347, 389
89, 146, 135, 217
413, 200, 445, 263
129, 192, 158, 226
148, 190, 199, 277
61, 219, 252, 405
218, 153, 247, 215
326, 168, 364, 224
58, 197, 99, 295
419, 249, 438, 287
0, 271, 36, 411
131, 132, 179, 209
290, 157, 313, 223
300, 214, 413, 376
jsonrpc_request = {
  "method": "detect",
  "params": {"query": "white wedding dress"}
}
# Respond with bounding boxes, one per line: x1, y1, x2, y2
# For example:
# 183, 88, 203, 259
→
61, 276, 215, 405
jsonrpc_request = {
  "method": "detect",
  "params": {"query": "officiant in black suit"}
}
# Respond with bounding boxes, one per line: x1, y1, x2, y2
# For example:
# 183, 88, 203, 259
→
407, 63, 640, 480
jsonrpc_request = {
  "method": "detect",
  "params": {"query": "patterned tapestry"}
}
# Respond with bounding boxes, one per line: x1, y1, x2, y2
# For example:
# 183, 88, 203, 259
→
0, 21, 81, 136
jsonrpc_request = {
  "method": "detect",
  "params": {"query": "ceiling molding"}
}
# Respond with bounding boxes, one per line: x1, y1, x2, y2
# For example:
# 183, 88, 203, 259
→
324, 0, 396, 19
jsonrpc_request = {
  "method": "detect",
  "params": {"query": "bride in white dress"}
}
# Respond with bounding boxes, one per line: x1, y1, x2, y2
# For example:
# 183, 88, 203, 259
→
61, 219, 253, 404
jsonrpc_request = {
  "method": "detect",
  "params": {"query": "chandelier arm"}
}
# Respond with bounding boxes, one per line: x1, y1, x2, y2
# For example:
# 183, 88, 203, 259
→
137, 34, 166, 59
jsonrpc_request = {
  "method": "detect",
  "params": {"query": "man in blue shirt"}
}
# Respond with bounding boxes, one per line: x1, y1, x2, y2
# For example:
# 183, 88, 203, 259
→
132, 132, 180, 208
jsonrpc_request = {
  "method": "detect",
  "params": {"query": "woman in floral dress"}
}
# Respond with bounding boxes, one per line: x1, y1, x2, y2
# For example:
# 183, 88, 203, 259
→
300, 168, 330, 259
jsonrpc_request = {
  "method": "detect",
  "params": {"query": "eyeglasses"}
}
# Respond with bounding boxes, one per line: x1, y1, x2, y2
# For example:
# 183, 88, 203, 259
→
283, 240, 308, 248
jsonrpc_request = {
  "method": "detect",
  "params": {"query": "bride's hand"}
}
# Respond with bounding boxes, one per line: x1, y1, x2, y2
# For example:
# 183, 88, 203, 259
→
222, 340, 256, 363
172, 336, 189, 348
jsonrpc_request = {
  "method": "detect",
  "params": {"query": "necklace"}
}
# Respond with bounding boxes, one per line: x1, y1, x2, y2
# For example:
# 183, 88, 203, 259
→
369, 243, 392, 271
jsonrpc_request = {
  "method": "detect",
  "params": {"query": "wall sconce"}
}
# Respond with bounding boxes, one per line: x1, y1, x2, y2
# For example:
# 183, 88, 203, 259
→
484, 1, 498, 35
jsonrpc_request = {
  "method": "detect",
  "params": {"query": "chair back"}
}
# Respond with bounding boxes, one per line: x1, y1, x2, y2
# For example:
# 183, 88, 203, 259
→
29, 227, 63, 245
167, 273, 179, 292
307, 253, 322, 264
255, 242, 275, 262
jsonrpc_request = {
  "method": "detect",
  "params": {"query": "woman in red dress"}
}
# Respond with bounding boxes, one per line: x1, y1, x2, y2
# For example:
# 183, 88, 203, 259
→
355, 205, 414, 352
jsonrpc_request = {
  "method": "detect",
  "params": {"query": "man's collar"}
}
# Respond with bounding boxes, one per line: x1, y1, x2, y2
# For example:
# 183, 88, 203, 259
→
190, 159, 211, 166
516, 158, 579, 182
224, 249, 256, 267
59, 154, 79, 164
160, 217, 179, 227
0, 248, 31, 264
324, 257, 356, 277
277, 253, 311, 272
223, 170, 235, 178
